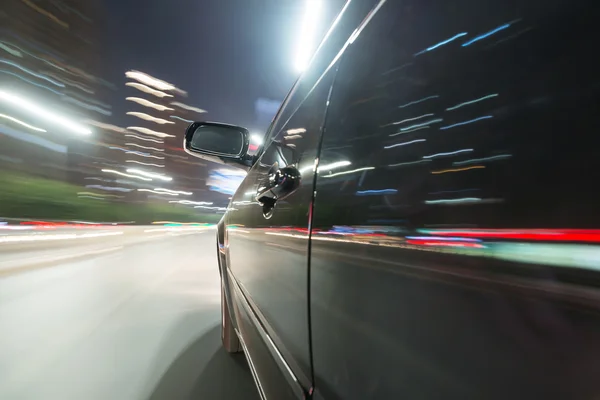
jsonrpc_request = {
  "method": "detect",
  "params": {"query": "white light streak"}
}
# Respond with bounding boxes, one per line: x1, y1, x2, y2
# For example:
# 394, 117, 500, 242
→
383, 113, 434, 127
0, 90, 91, 135
423, 148, 473, 159
126, 70, 175, 91
127, 112, 174, 125
155, 188, 192, 195
85, 120, 127, 133
126, 82, 173, 98
286, 128, 306, 135
125, 142, 164, 152
384, 139, 426, 149
125, 134, 163, 143
126, 168, 172, 181
318, 160, 351, 171
169, 102, 207, 113
295, 0, 322, 72
425, 197, 482, 204
101, 168, 152, 181
125, 160, 164, 168
0, 113, 46, 132
169, 200, 213, 205
138, 189, 178, 196
125, 151, 165, 159
126, 97, 174, 111
127, 126, 175, 138
85, 185, 132, 192
322, 166, 374, 178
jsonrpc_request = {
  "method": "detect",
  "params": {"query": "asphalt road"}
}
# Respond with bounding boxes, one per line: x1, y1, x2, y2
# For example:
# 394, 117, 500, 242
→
0, 226, 260, 400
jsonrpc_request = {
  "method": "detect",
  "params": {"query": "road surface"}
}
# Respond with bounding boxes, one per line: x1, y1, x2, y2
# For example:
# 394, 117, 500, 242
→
0, 226, 259, 400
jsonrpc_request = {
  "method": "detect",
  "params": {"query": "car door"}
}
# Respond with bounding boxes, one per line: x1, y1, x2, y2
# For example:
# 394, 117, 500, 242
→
309, 0, 600, 399
223, 51, 339, 399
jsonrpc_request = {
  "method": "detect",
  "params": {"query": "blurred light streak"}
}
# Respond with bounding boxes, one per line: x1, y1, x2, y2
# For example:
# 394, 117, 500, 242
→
323, 166, 374, 178
125, 151, 164, 159
126, 70, 175, 91
407, 239, 484, 248
125, 142, 163, 152
169, 200, 213, 205
194, 205, 228, 210
384, 138, 426, 149
0, 113, 46, 132
101, 169, 152, 181
126, 169, 172, 181
125, 134, 163, 143
388, 159, 432, 167
0, 124, 66, 152
414, 32, 468, 55
0, 70, 64, 95
423, 148, 473, 159
0, 59, 64, 86
126, 82, 173, 98
0, 231, 123, 244
126, 112, 174, 125
0, 90, 91, 135
49, 74, 94, 93
63, 96, 111, 115
170, 102, 206, 113
155, 188, 192, 195
295, 0, 322, 72
286, 128, 306, 135
431, 166, 485, 174
398, 95, 439, 108
126, 97, 174, 111
453, 154, 512, 166
417, 229, 600, 244
85, 185, 132, 192
170, 115, 193, 123
462, 24, 511, 46
355, 189, 398, 196
400, 118, 442, 131
77, 191, 122, 198
390, 125, 429, 137
425, 197, 482, 204
127, 126, 174, 138
77, 195, 105, 200
21, 0, 69, 28
384, 113, 434, 127
0, 42, 21, 57
85, 120, 128, 133
446, 93, 498, 111
318, 160, 351, 172
125, 160, 164, 167
439, 115, 493, 130
138, 189, 178, 196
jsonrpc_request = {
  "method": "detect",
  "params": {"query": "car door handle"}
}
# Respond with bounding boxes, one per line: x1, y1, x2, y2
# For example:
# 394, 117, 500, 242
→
256, 166, 301, 206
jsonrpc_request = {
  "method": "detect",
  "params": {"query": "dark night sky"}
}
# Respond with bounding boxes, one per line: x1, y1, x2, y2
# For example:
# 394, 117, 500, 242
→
102, 0, 336, 133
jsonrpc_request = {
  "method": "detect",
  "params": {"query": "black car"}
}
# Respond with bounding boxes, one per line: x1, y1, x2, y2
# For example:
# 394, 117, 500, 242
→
183, 1, 600, 398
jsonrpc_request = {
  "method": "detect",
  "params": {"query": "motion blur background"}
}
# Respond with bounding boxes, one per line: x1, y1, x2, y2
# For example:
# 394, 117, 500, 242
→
0, 1, 343, 399
0, 0, 344, 225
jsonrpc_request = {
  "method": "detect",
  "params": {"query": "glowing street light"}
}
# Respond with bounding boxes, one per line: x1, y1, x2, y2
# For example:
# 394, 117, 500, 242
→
250, 133, 263, 145
295, 0, 322, 72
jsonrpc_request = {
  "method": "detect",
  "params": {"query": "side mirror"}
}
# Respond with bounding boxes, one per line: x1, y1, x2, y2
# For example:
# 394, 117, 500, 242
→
184, 121, 251, 168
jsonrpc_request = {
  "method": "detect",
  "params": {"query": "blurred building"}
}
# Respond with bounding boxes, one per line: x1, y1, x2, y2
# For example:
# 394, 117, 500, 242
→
117, 69, 229, 212
0, 0, 116, 186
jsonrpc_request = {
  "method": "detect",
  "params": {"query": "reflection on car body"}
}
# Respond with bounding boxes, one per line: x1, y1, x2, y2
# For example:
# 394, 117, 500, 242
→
183, 0, 600, 399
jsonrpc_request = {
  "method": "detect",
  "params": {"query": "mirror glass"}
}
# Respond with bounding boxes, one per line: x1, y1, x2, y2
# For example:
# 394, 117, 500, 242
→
190, 125, 244, 156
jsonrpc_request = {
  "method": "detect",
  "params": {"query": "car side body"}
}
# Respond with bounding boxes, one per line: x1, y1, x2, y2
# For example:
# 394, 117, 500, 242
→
184, 1, 600, 399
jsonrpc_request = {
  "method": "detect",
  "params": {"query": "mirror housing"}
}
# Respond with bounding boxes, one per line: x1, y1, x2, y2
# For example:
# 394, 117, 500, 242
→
183, 121, 252, 169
